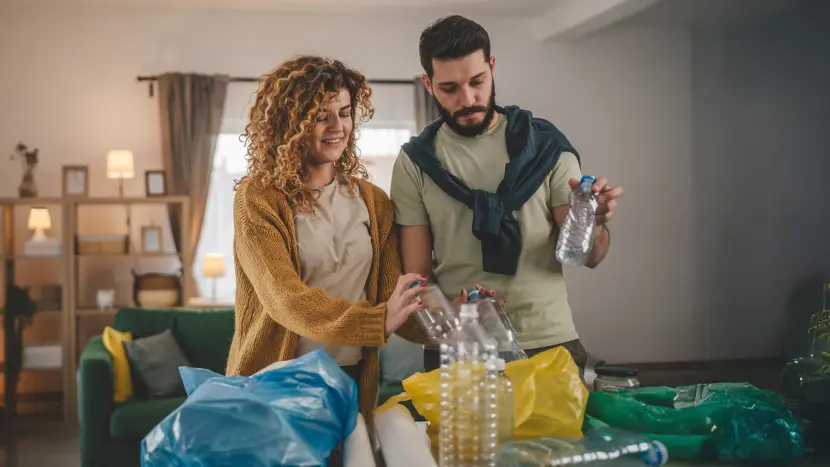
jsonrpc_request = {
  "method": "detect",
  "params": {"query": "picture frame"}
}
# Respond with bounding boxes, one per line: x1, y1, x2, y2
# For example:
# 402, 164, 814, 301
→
140, 226, 162, 253
62, 166, 89, 196
145, 170, 167, 197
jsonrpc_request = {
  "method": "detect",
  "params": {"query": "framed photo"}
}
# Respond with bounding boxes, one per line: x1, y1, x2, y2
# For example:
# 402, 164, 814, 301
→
145, 170, 167, 197
62, 166, 89, 196
141, 226, 162, 253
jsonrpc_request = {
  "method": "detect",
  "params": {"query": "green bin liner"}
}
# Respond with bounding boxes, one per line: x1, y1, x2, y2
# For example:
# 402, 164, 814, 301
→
583, 383, 805, 463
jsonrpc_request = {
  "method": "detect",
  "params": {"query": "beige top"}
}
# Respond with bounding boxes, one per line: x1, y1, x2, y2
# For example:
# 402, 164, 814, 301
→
295, 178, 373, 365
390, 115, 582, 349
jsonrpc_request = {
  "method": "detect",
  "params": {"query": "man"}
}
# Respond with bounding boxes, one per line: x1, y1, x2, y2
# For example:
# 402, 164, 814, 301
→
390, 15, 623, 372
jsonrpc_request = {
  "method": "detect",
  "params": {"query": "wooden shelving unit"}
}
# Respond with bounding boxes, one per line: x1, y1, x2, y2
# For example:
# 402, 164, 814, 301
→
1, 195, 192, 424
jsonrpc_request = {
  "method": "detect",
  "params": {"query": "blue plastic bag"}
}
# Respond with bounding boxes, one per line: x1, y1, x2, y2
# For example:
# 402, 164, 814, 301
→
141, 349, 359, 467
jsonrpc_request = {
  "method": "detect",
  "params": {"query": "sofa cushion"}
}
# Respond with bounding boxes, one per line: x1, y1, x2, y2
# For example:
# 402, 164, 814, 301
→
173, 308, 235, 373
110, 396, 186, 440
115, 307, 177, 339
102, 326, 134, 403
123, 329, 191, 398
114, 307, 234, 374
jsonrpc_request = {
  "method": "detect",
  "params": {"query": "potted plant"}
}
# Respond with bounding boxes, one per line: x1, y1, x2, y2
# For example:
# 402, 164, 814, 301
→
2, 284, 38, 421
9, 142, 39, 198
782, 283, 830, 453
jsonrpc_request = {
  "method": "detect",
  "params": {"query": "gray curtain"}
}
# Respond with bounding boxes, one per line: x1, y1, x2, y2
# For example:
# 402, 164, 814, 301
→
157, 73, 228, 281
413, 76, 440, 132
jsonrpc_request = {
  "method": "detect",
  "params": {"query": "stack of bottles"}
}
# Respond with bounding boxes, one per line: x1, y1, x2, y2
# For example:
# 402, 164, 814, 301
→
437, 303, 516, 467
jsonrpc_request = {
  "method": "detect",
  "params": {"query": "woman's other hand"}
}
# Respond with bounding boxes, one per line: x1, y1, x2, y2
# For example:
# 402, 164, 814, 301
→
385, 273, 428, 336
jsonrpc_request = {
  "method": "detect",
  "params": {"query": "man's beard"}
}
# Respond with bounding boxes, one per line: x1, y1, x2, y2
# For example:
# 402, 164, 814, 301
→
433, 81, 497, 138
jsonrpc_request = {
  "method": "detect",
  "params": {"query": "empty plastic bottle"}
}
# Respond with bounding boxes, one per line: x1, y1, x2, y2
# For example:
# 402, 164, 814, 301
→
498, 427, 668, 466
410, 280, 459, 344
465, 287, 527, 362
494, 358, 515, 443
555, 175, 598, 267
439, 303, 500, 467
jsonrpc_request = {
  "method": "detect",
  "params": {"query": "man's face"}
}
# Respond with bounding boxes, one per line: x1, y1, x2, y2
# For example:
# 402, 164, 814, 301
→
424, 50, 496, 137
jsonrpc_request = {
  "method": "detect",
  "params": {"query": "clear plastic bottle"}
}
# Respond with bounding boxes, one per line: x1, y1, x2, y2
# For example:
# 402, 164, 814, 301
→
439, 303, 499, 467
497, 427, 668, 466
555, 175, 598, 267
465, 287, 527, 362
410, 281, 459, 344
495, 358, 515, 443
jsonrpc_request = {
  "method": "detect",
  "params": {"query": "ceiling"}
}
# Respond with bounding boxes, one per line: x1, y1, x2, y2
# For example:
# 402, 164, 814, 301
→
2, 0, 553, 15
619, 0, 804, 28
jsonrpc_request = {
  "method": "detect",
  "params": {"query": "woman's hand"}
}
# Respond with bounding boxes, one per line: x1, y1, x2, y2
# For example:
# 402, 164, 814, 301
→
385, 273, 429, 336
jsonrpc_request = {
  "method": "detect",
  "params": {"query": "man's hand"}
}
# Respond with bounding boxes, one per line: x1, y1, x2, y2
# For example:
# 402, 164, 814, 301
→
450, 284, 496, 312
568, 176, 623, 226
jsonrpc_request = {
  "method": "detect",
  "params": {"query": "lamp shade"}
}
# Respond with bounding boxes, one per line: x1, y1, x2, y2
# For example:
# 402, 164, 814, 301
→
202, 253, 226, 278
28, 207, 51, 230
107, 150, 134, 179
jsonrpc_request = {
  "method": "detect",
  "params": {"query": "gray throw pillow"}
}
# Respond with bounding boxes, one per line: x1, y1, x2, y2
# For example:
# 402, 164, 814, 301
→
123, 329, 191, 398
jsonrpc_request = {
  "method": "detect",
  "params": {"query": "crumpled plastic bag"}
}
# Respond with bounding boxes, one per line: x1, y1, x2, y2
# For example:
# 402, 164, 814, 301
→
140, 349, 359, 467
586, 382, 805, 462
378, 346, 588, 451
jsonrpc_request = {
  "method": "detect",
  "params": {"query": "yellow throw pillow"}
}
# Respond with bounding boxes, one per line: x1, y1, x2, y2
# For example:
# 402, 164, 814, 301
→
102, 326, 134, 403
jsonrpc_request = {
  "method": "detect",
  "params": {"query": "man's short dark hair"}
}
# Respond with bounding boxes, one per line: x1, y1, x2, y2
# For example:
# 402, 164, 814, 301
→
419, 15, 491, 78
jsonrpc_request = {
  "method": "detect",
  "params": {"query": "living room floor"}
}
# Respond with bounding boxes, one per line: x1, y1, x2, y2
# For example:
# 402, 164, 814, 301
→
2, 359, 826, 467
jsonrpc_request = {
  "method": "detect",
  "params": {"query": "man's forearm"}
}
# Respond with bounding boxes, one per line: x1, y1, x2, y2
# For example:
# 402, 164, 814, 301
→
586, 224, 610, 268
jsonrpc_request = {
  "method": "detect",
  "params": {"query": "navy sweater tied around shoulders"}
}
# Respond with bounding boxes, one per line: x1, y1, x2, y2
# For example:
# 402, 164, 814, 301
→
402, 105, 580, 276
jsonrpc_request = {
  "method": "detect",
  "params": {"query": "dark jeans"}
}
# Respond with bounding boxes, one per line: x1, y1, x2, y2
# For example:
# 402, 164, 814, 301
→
423, 339, 588, 373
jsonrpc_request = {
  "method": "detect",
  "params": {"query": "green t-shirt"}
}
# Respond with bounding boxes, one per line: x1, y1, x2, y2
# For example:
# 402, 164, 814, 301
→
390, 115, 582, 349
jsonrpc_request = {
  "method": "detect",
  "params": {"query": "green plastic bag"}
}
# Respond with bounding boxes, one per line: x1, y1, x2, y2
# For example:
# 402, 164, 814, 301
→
585, 383, 805, 462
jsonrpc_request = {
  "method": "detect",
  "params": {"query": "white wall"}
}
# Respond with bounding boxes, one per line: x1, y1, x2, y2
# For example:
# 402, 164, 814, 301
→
541, 27, 694, 363
690, 0, 830, 361
0, 4, 697, 362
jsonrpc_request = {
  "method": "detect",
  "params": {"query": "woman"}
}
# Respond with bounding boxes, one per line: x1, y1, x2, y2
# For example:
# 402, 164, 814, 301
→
226, 55, 432, 421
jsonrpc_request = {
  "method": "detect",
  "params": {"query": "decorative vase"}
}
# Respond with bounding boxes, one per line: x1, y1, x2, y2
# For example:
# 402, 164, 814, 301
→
18, 166, 37, 198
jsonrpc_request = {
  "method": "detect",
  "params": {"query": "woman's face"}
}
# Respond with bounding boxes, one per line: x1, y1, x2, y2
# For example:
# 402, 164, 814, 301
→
309, 88, 353, 165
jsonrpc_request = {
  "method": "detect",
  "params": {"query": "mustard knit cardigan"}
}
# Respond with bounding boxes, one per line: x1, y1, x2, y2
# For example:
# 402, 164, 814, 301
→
226, 176, 426, 420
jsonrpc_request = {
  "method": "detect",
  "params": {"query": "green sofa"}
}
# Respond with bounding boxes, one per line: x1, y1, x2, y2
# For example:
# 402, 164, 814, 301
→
78, 306, 235, 467
78, 305, 423, 467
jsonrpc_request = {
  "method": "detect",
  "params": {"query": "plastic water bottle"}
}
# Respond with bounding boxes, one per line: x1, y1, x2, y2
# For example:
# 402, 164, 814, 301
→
497, 427, 668, 466
410, 281, 459, 344
439, 303, 499, 467
555, 175, 598, 267
494, 358, 515, 443
465, 287, 527, 362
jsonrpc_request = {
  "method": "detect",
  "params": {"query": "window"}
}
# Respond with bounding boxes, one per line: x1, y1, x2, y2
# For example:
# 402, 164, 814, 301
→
193, 134, 248, 302
195, 83, 416, 300
359, 128, 412, 193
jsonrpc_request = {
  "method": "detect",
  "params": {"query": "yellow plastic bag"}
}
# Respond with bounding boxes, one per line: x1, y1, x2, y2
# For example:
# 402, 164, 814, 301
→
376, 346, 588, 450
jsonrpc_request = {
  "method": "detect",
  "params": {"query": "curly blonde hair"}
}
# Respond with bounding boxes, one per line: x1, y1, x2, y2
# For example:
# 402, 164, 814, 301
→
242, 55, 374, 213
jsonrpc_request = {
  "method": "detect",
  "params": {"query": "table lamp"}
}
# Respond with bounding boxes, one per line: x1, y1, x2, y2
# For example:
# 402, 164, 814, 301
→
28, 207, 51, 242
202, 253, 226, 302
107, 149, 134, 197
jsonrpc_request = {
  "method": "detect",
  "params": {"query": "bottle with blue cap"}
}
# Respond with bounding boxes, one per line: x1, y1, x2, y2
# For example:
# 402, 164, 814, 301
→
465, 286, 527, 362
555, 174, 599, 267
497, 427, 669, 466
